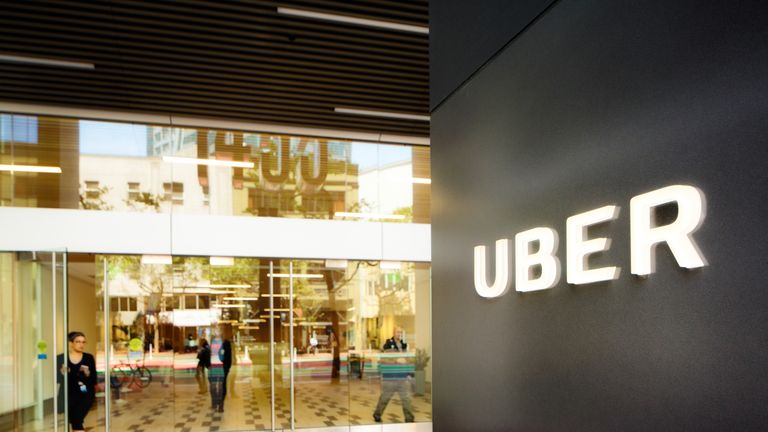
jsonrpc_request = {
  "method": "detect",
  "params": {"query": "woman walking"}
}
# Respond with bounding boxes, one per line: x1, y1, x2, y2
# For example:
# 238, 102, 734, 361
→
59, 331, 97, 432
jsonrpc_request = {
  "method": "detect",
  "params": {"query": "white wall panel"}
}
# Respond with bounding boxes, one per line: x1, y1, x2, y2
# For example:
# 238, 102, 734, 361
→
0, 208, 431, 261
170, 213, 383, 259
382, 222, 432, 262
0, 207, 171, 254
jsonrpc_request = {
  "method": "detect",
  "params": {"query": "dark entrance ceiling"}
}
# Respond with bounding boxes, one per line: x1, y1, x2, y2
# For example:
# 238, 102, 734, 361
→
0, 0, 429, 137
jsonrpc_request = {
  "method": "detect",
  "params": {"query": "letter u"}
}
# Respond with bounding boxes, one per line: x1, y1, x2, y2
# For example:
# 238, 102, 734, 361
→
474, 239, 512, 298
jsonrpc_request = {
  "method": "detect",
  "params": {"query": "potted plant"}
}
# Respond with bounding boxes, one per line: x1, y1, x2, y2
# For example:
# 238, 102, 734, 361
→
413, 348, 431, 395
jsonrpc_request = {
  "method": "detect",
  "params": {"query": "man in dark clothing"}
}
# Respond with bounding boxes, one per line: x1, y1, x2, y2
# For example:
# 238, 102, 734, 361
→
196, 338, 211, 394
373, 327, 415, 423
220, 338, 233, 404
209, 332, 233, 412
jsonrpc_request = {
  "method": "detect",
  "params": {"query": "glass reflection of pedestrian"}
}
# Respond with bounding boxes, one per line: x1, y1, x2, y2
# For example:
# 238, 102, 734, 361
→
57, 331, 97, 432
209, 330, 232, 412
220, 338, 232, 404
196, 338, 210, 394
327, 325, 340, 379
373, 327, 414, 423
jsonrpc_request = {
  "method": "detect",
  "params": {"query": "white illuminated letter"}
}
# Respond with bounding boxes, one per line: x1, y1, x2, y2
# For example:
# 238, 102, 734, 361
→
566, 205, 621, 285
630, 185, 707, 276
473, 239, 512, 298
515, 228, 561, 292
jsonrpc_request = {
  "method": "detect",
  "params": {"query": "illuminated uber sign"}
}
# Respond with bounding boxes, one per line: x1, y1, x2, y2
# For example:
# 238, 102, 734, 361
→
474, 185, 707, 298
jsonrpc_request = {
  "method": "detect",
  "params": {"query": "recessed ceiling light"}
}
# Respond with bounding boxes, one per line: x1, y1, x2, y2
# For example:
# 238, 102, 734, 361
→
325, 259, 349, 269
162, 156, 254, 168
141, 254, 172, 265
268, 273, 324, 279
277, 7, 428, 34
389, 177, 432, 185
209, 256, 235, 266
163, 156, 256, 168
334, 212, 406, 221
208, 284, 252, 289
380, 261, 402, 270
0, 54, 95, 69
334, 107, 430, 122
0, 164, 62, 174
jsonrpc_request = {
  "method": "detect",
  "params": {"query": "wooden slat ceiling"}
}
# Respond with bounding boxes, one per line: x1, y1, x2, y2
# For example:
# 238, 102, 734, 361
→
0, 0, 429, 137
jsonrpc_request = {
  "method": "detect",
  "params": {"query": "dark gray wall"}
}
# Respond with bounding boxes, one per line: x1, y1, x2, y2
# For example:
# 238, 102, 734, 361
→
431, 0, 768, 430
429, 0, 555, 110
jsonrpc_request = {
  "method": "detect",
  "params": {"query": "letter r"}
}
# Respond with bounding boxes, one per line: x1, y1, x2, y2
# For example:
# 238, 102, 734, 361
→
630, 185, 707, 275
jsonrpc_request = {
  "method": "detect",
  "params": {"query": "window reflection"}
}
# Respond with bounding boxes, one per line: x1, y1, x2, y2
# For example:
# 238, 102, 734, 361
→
0, 113, 430, 222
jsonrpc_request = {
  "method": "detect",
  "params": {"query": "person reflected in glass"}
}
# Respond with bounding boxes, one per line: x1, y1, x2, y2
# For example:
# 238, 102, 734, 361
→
327, 325, 341, 380
196, 338, 211, 394
57, 331, 97, 432
186, 333, 197, 353
209, 327, 233, 412
373, 327, 415, 423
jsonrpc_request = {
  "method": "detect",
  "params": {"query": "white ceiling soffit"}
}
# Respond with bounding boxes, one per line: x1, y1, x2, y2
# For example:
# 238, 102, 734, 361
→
0, 207, 431, 262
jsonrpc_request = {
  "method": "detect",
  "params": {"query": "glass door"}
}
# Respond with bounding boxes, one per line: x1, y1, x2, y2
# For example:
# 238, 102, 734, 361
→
0, 250, 67, 432
99, 255, 276, 432
91, 255, 431, 431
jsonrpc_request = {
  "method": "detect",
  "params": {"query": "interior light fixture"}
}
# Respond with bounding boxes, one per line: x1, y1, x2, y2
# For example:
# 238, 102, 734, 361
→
380, 261, 402, 270
162, 156, 254, 168
240, 326, 260, 330
173, 288, 213, 294
141, 254, 172, 265
265, 308, 291, 312
334, 107, 430, 122
324, 259, 348, 269
209, 256, 234, 266
208, 290, 236, 295
387, 177, 432, 185
334, 212, 406, 221
268, 273, 324, 279
299, 321, 333, 326
276, 7, 429, 34
261, 293, 295, 298
0, 164, 62, 174
0, 53, 95, 69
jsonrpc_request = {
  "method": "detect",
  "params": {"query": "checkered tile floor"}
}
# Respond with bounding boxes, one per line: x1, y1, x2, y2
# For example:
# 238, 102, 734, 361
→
20, 369, 431, 431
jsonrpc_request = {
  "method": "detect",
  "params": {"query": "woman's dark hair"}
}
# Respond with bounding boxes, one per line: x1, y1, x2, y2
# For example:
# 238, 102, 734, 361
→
199, 338, 209, 347
68, 331, 85, 342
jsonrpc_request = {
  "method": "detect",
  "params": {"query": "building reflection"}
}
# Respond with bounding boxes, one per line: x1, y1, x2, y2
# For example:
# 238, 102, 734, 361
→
1, 115, 430, 223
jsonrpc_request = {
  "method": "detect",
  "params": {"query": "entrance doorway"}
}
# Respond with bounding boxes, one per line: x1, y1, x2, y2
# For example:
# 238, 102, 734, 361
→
0, 250, 68, 432
59, 254, 431, 431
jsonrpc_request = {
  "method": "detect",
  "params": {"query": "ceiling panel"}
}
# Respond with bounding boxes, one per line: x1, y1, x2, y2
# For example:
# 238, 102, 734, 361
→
0, 0, 429, 137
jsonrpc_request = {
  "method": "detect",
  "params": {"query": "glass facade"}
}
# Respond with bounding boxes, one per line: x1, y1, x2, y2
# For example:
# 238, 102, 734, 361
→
1, 254, 431, 431
0, 112, 432, 431
0, 115, 431, 223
